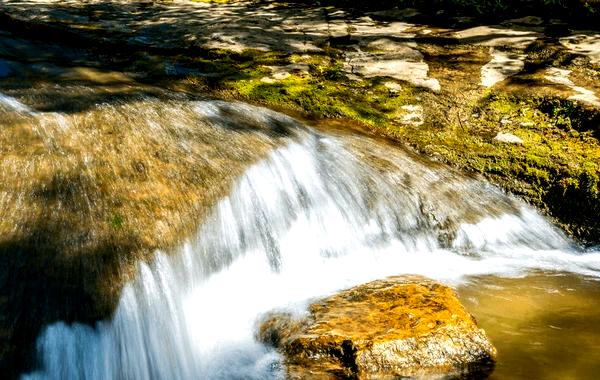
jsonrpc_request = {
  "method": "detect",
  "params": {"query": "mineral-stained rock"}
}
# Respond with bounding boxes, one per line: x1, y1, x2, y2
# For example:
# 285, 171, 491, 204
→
257, 276, 496, 379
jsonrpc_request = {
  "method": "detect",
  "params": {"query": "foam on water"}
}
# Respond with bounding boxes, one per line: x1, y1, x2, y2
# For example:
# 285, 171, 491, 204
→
23, 109, 600, 380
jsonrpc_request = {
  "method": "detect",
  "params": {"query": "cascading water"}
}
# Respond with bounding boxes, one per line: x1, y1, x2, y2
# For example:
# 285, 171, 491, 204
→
0, 91, 33, 114
19, 100, 600, 380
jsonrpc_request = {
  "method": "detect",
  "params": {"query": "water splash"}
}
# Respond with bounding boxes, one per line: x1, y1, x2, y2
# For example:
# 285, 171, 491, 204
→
23, 107, 600, 380
0, 92, 34, 115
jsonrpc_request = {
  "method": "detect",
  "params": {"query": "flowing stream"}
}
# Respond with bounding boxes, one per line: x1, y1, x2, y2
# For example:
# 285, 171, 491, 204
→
3, 94, 597, 379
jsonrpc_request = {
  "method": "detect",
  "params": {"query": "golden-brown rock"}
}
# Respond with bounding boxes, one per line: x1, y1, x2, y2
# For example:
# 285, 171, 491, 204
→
258, 275, 496, 379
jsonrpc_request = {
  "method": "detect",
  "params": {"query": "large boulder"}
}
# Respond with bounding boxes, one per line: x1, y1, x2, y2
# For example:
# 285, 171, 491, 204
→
258, 276, 496, 379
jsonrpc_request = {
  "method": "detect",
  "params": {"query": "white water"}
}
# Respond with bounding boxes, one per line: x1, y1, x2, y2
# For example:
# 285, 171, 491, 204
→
23, 103, 600, 380
0, 92, 34, 114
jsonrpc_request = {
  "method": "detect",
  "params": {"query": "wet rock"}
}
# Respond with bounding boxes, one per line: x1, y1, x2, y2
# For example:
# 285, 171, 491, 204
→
0, 96, 302, 375
493, 132, 523, 144
258, 276, 496, 379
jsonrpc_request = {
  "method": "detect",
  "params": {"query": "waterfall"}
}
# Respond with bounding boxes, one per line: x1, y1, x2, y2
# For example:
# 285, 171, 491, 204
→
0, 92, 33, 115
21, 102, 600, 380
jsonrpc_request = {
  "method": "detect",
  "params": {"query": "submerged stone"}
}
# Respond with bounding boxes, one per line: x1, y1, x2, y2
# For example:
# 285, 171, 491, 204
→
258, 276, 496, 379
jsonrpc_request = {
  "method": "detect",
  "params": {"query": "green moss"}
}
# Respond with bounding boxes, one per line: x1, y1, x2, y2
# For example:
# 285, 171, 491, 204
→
203, 54, 419, 126
111, 213, 125, 229
181, 47, 598, 242
371, 87, 599, 241
422, 92, 599, 240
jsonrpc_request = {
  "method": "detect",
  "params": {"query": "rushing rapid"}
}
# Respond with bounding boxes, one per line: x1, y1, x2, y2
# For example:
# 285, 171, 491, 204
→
18, 100, 600, 380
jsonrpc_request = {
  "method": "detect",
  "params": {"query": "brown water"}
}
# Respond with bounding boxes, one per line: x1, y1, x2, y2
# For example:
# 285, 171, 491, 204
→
459, 273, 600, 379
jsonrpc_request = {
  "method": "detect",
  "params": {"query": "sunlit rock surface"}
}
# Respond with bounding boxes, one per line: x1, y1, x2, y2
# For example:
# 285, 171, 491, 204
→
560, 33, 600, 65
453, 26, 540, 49
343, 51, 441, 92
481, 49, 526, 88
544, 67, 600, 107
452, 26, 539, 88
258, 276, 496, 379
